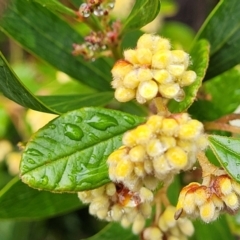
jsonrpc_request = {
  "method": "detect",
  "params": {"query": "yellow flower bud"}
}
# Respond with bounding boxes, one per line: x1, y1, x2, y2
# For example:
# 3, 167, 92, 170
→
138, 80, 158, 100
159, 83, 180, 99
121, 215, 131, 228
146, 115, 163, 133
123, 70, 141, 89
143, 227, 163, 240
159, 136, 176, 149
155, 38, 171, 52
92, 186, 105, 196
136, 48, 153, 65
143, 175, 160, 190
137, 33, 156, 50
146, 138, 165, 157
111, 60, 133, 79
78, 191, 92, 203
140, 187, 154, 202
153, 155, 171, 177
177, 218, 194, 237
132, 213, 146, 234
162, 206, 177, 228
129, 145, 146, 162
179, 70, 197, 87
161, 118, 179, 136
171, 50, 189, 65
96, 208, 108, 219
194, 186, 208, 206
124, 49, 138, 64
232, 181, 240, 195
152, 69, 173, 84
107, 147, 127, 166
134, 124, 153, 145
182, 192, 196, 214
134, 162, 145, 177
167, 64, 185, 77
140, 202, 152, 217
166, 146, 188, 169
111, 78, 123, 88
111, 204, 123, 221
106, 182, 116, 196
115, 160, 134, 180
122, 130, 137, 147
144, 158, 153, 174
199, 201, 216, 223
152, 50, 172, 69
114, 86, 135, 102
178, 120, 203, 140
222, 192, 239, 210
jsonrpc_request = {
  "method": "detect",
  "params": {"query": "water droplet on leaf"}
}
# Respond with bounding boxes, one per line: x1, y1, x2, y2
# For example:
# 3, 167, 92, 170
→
87, 113, 118, 130
27, 159, 36, 164
123, 115, 136, 125
64, 123, 83, 141
223, 162, 228, 167
40, 175, 49, 185
49, 124, 56, 129
26, 148, 43, 156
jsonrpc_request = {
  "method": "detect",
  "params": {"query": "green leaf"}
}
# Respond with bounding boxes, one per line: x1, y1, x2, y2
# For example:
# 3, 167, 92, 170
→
0, 0, 112, 91
38, 92, 114, 113
195, 0, 240, 79
123, 0, 161, 32
20, 107, 145, 192
31, 0, 76, 16
84, 222, 138, 240
0, 52, 59, 114
208, 135, 240, 182
192, 216, 235, 240
168, 39, 210, 113
0, 177, 82, 219
189, 67, 240, 121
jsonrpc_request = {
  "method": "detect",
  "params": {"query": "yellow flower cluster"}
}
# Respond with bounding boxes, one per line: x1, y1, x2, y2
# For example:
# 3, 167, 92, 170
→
78, 182, 153, 234
111, 34, 197, 104
107, 113, 207, 191
143, 206, 194, 240
175, 175, 240, 223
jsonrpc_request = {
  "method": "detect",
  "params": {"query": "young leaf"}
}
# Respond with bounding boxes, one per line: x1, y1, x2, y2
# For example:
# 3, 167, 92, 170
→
168, 39, 210, 113
189, 67, 240, 121
0, 0, 111, 91
208, 135, 240, 183
20, 107, 145, 192
123, 0, 161, 32
0, 177, 82, 219
38, 92, 114, 113
31, 0, 76, 16
0, 52, 59, 114
195, 0, 240, 79
84, 222, 138, 240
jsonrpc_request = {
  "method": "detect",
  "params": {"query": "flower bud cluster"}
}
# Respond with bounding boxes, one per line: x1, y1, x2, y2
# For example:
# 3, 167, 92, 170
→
175, 174, 240, 223
78, 0, 115, 18
78, 182, 153, 234
107, 113, 207, 191
111, 34, 197, 104
143, 206, 194, 240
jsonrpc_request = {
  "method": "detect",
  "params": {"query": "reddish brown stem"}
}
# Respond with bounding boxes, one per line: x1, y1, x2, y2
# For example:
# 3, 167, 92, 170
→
204, 122, 240, 134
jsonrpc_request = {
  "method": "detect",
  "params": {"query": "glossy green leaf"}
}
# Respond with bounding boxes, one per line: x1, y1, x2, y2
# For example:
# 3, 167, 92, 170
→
20, 107, 145, 192
0, 52, 59, 114
0, 0, 111, 91
168, 39, 210, 113
84, 222, 138, 240
31, 0, 76, 16
38, 92, 114, 113
0, 177, 82, 219
192, 216, 234, 240
123, 0, 161, 32
189, 67, 240, 121
208, 135, 240, 182
195, 0, 240, 79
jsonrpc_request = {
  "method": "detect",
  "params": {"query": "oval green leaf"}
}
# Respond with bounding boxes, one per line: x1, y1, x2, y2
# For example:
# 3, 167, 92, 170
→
123, 0, 161, 32
0, 52, 59, 114
0, 0, 111, 91
208, 135, 240, 182
20, 107, 145, 192
84, 222, 138, 240
195, 0, 240, 79
0, 177, 82, 220
168, 39, 210, 113
189, 67, 240, 121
